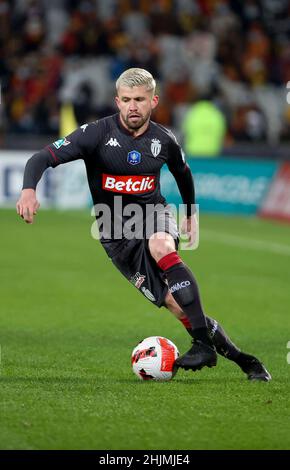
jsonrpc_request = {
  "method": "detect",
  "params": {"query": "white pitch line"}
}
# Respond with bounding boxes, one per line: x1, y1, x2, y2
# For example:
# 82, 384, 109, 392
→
201, 229, 290, 256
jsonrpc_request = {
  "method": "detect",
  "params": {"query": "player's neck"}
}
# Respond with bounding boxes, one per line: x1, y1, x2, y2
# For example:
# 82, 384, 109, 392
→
119, 115, 150, 138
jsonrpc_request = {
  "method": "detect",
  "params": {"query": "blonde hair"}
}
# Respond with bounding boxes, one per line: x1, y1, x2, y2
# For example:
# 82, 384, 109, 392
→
116, 68, 156, 94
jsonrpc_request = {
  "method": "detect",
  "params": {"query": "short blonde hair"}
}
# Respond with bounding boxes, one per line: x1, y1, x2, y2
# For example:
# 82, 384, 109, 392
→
116, 68, 156, 94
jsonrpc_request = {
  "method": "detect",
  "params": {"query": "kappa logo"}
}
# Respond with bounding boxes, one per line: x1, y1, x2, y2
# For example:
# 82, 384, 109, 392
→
80, 124, 88, 133
106, 138, 121, 147
169, 281, 191, 294
151, 138, 161, 157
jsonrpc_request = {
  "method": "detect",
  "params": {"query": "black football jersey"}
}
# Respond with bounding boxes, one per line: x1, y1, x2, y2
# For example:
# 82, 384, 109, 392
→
23, 114, 195, 249
45, 114, 189, 206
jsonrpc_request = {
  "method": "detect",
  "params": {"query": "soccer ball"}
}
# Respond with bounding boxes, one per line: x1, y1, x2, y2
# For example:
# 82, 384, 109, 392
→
131, 336, 179, 381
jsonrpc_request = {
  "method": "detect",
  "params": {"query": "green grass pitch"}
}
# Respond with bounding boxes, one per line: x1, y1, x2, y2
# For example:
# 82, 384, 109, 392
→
1, 208, 290, 450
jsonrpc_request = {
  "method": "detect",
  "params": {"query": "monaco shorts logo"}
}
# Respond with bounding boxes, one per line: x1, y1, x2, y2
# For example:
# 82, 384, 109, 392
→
141, 286, 156, 302
130, 272, 146, 289
169, 280, 191, 293
102, 174, 155, 194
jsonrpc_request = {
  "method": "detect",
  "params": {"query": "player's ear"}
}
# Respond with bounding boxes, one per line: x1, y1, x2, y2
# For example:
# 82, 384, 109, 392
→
151, 95, 159, 109
115, 96, 121, 109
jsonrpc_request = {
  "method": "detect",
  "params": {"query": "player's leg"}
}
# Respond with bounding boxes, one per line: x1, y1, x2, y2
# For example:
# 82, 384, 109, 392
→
165, 291, 271, 381
165, 291, 242, 361
110, 237, 169, 309
148, 232, 217, 371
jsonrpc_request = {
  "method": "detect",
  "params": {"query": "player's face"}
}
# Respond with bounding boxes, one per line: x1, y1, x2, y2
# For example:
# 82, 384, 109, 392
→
115, 85, 159, 133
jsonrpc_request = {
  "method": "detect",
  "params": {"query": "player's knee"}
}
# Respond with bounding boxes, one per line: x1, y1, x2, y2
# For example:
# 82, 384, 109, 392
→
149, 237, 175, 262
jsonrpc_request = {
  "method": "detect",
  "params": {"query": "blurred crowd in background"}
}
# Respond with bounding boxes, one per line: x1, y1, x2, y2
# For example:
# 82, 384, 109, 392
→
1, 0, 290, 153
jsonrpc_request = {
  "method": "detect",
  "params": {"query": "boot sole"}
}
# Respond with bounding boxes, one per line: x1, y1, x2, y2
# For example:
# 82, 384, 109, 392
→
179, 360, 217, 372
247, 375, 271, 382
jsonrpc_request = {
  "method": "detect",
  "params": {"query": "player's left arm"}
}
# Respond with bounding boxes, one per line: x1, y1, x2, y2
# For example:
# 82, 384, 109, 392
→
167, 138, 197, 247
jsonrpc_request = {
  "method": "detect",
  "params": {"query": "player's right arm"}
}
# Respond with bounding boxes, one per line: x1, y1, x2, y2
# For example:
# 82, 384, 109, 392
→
16, 146, 56, 223
16, 122, 100, 223
16, 189, 40, 224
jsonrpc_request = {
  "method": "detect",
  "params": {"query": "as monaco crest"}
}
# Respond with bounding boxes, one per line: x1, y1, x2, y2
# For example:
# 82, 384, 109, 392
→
151, 138, 161, 157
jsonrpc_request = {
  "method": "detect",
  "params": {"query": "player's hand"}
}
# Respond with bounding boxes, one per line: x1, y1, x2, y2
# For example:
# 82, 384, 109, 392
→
16, 189, 40, 224
180, 213, 198, 248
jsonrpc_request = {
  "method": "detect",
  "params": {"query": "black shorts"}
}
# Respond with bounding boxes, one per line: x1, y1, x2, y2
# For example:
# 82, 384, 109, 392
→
107, 207, 179, 308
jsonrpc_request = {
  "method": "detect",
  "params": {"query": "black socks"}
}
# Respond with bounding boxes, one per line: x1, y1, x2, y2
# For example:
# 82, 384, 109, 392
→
158, 252, 212, 346
183, 315, 242, 361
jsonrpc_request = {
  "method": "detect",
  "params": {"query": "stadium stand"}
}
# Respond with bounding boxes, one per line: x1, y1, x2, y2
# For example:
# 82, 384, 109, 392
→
1, 0, 290, 157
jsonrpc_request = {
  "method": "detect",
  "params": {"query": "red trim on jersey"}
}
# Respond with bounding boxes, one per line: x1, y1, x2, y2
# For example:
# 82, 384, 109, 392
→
46, 146, 58, 163
157, 251, 182, 271
179, 317, 192, 329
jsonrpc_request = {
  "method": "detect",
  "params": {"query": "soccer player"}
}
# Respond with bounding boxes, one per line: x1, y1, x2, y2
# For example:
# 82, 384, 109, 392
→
16, 68, 271, 381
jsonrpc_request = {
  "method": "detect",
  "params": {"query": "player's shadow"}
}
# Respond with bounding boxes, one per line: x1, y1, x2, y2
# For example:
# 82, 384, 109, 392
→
1, 375, 258, 386
115, 377, 244, 385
